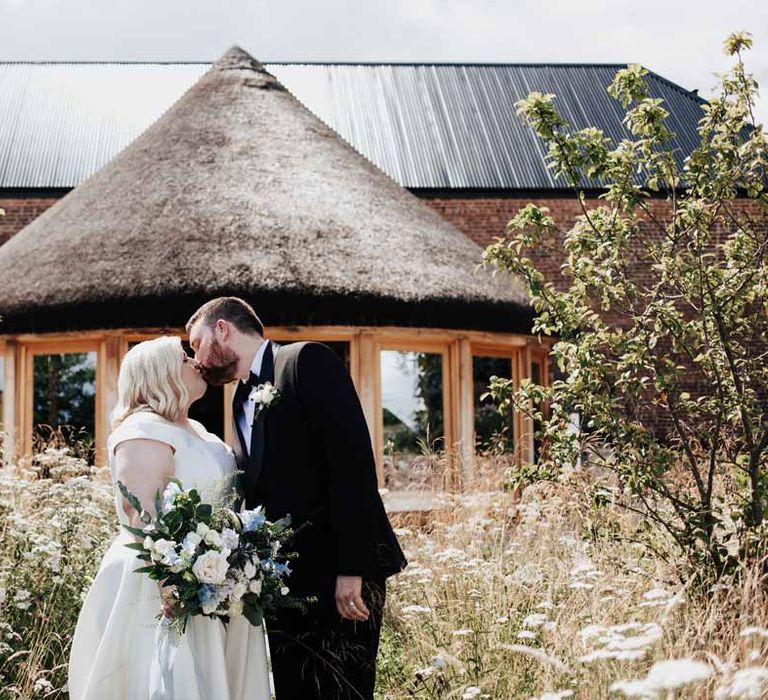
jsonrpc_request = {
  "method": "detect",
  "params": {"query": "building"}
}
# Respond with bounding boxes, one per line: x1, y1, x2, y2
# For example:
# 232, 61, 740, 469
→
0, 48, 712, 483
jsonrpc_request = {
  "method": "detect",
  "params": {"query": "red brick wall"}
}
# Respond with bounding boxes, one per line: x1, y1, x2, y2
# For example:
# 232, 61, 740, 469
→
422, 194, 768, 438
0, 197, 59, 246
422, 194, 767, 292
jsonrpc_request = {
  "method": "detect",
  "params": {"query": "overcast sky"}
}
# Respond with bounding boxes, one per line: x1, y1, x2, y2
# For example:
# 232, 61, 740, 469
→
1, 0, 766, 125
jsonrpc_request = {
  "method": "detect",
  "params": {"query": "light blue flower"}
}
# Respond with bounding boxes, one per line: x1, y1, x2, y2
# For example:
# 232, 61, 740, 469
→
241, 507, 267, 533
198, 584, 226, 614
274, 561, 292, 577
162, 482, 183, 511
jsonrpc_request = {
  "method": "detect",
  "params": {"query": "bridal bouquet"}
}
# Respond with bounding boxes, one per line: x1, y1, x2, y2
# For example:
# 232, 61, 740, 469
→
117, 479, 303, 633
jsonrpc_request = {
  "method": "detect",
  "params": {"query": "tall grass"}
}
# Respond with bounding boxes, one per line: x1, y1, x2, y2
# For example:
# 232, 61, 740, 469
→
1, 449, 767, 698
377, 462, 768, 699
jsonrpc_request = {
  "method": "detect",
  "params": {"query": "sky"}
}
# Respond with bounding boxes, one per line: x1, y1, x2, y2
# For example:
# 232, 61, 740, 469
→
1, 0, 766, 126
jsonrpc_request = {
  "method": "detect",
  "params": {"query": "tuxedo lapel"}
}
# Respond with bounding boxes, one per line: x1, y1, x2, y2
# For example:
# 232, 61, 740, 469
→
231, 387, 249, 500
247, 341, 278, 494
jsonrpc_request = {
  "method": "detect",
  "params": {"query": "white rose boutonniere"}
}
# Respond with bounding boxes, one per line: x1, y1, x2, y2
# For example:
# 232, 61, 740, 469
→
249, 382, 282, 418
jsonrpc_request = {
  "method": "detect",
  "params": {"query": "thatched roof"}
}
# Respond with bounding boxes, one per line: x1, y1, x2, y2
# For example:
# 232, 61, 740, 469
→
0, 48, 531, 335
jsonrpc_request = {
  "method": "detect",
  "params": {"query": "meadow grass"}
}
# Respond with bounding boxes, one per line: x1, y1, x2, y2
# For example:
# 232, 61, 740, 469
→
1, 450, 767, 698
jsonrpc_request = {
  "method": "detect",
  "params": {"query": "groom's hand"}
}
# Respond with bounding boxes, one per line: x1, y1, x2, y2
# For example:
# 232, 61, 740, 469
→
335, 575, 370, 622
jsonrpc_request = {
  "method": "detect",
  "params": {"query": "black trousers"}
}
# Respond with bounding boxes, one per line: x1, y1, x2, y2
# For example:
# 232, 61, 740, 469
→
267, 578, 386, 700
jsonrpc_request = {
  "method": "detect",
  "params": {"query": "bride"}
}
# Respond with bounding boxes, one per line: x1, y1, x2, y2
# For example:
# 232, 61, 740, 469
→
68, 336, 271, 700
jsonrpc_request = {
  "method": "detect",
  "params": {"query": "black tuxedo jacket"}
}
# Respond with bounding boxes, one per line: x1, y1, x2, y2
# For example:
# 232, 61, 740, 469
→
232, 341, 407, 590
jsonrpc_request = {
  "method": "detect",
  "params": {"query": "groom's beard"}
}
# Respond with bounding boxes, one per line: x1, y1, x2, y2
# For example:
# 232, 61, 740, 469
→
200, 339, 240, 386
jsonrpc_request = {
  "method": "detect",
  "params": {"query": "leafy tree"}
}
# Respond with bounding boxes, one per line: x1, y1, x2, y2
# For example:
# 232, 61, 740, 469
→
484, 32, 768, 578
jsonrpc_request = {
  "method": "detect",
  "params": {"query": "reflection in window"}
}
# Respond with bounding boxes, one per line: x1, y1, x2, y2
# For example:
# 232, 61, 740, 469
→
380, 350, 444, 490
473, 356, 514, 452
33, 352, 96, 457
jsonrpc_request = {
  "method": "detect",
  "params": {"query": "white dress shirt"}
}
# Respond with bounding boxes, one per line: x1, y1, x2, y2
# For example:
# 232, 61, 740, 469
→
238, 340, 270, 454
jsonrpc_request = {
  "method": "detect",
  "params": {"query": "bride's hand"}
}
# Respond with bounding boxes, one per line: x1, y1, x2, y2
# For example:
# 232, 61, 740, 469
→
157, 582, 176, 619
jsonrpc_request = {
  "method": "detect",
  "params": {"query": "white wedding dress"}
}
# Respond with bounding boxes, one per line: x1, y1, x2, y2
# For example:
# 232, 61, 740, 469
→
68, 411, 271, 700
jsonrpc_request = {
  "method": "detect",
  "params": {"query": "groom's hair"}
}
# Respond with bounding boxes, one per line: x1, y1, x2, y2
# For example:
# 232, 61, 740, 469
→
186, 297, 264, 337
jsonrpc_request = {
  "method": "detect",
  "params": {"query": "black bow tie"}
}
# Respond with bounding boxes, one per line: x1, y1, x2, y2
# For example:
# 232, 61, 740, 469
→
235, 371, 261, 403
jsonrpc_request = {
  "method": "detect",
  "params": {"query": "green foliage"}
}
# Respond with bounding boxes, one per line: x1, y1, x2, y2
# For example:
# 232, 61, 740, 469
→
485, 33, 768, 579
0, 457, 115, 697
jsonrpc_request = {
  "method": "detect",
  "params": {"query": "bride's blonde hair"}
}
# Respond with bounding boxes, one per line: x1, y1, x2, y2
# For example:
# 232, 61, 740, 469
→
111, 336, 190, 427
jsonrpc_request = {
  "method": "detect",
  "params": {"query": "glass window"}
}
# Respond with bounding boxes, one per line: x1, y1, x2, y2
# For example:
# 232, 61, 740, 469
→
380, 350, 444, 490
33, 352, 97, 458
473, 355, 514, 452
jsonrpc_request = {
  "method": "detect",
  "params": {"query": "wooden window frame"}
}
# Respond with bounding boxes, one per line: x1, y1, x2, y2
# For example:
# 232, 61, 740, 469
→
18, 339, 103, 462
376, 338, 454, 488
2, 328, 548, 483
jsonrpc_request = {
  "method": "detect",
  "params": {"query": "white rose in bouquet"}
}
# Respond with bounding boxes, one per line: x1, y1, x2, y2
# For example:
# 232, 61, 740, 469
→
221, 528, 240, 550
192, 550, 230, 585
181, 531, 202, 554
151, 539, 176, 562
232, 581, 248, 601
243, 558, 258, 579
203, 529, 223, 548
249, 579, 263, 595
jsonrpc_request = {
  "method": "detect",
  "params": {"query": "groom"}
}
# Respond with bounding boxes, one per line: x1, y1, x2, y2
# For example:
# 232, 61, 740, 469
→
187, 297, 407, 699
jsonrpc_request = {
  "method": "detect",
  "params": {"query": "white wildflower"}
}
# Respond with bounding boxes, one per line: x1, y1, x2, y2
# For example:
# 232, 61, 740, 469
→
517, 631, 537, 640
610, 678, 657, 698
33, 677, 54, 695
401, 605, 431, 616
740, 627, 768, 639
645, 658, 711, 689
643, 588, 669, 601
522, 613, 549, 628
462, 687, 482, 699
612, 659, 711, 698
13, 590, 31, 611
715, 666, 768, 699
430, 653, 447, 669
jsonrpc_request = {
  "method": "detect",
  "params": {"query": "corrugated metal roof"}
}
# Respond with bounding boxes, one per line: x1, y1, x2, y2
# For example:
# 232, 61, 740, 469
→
0, 61, 706, 190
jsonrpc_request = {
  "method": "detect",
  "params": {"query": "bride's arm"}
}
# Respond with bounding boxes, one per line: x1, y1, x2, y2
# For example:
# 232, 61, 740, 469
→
114, 438, 174, 522
114, 438, 176, 615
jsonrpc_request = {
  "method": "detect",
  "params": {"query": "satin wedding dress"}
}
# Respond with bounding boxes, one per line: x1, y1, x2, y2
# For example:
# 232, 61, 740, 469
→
68, 411, 271, 700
